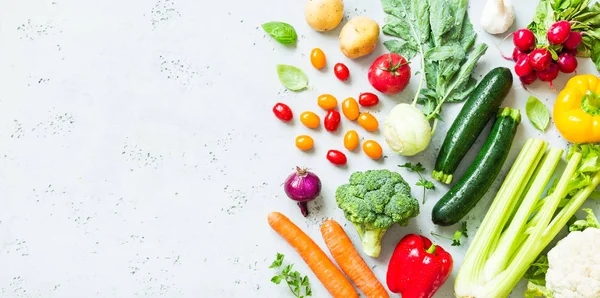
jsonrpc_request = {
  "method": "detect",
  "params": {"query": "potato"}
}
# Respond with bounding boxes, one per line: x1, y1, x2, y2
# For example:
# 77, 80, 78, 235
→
304, 0, 344, 32
339, 16, 379, 59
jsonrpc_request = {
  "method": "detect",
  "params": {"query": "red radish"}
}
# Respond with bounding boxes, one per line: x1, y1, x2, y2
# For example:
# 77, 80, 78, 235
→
520, 72, 538, 85
529, 48, 552, 71
513, 29, 536, 51
564, 48, 579, 56
547, 21, 571, 45
563, 31, 582, 49
512, 48, 528, 62
557, 53, 578, 73
537, 63, 559, 88
515, 56, 533, 77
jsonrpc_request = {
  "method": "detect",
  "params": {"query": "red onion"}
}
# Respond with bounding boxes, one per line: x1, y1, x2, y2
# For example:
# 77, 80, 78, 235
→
284, 167, 322, 217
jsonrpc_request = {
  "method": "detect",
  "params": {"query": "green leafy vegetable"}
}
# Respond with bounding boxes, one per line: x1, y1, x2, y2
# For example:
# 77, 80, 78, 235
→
528, 0, 600, 71
262, 22, 298, 45
569, 208, 600, 231
524, 255, 549, 287
455, 140, 600, 297
270, 253, 312, 298
526, 96, 550, 131
381, 0, 487, 132
399, 162, 435, 204
431, 221, 468, 246
276, 65, 308, 91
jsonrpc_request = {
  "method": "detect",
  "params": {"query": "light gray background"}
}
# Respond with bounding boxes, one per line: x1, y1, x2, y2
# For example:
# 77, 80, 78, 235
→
0, 0, 597, 297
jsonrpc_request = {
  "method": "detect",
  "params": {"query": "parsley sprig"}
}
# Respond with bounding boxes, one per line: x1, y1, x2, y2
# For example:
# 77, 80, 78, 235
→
399, 162, 435, 204
431, 222, 469, 246
270, 253, 312, 298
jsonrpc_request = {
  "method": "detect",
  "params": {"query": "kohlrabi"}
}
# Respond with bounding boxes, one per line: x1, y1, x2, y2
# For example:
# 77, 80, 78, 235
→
381, 0, 487, 156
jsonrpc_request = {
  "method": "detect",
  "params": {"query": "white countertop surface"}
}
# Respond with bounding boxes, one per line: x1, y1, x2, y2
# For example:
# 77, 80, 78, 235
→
1, 0, 598, 297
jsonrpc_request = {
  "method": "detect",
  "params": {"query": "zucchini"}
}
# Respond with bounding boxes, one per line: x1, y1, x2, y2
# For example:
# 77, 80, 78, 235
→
432, 107, 521, 226
432, 67, 513, 184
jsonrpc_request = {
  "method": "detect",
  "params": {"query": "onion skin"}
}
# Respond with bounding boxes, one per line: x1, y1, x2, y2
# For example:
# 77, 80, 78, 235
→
284, 167, 322, 217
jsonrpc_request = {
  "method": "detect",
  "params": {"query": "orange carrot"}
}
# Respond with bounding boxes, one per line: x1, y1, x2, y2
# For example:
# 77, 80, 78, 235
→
267, 212, 358, 298
321, 219, 390, 298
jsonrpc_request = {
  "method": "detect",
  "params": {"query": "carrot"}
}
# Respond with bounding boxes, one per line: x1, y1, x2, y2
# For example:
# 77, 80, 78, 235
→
267, 212, 358, 298
321, 219, 390, 298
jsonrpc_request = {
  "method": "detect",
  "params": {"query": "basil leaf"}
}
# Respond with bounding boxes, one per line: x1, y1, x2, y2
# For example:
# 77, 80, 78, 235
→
526, 96, 550, 131
262, 22, 297, 45
276, 65, 308, 91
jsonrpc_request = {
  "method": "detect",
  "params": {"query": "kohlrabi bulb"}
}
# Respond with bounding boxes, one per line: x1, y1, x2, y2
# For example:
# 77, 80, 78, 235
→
384, 103, 432, 156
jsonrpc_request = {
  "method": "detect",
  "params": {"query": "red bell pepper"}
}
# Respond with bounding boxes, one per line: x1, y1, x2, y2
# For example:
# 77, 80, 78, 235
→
386, 234, 453, 298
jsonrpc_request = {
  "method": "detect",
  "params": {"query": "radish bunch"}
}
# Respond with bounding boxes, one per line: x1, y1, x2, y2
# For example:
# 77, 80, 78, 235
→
509, 21, 581, 88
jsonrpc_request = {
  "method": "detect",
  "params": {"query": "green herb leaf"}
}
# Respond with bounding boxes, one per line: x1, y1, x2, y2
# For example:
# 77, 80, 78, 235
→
269, 253, 311, 297
276, 65, 308, 91
271, 275, 283, 284
270, 252, 284, 268
262, 22, 297, 45
399, 162, 435, 203
526, 96, 550, 131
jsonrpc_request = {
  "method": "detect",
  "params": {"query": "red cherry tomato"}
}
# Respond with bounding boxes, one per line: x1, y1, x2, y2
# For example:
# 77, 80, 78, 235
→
327, 150, 347, 165
334, 63, 350, 81
359, 92, 379, 107
324, 110, 341, 132
272, 103, 293, 121
368, 53, 411, 95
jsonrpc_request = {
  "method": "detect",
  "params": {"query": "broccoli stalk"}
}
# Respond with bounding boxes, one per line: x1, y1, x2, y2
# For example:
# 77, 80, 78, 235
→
336, 170, 419, 257
353, 223, 387, 258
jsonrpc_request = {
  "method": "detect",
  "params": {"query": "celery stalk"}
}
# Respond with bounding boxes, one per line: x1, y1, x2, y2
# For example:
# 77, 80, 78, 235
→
481, 147, 563, 282
455, 139, 548, 297
477, 152, 582, 298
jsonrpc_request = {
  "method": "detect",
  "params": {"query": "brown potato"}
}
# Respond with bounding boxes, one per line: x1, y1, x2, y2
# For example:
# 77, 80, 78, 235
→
304, 0, 344, 32
339, 16, 379, 59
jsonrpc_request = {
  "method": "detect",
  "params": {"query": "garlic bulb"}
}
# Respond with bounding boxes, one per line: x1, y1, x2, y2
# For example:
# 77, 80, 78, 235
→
481, 0, 515, 35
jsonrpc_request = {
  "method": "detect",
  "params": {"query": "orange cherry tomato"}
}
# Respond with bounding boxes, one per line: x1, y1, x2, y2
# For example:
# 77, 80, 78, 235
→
363, 140, 383, 159
344, 130, 359, 151
295, 135, 314, 151
310, 48, 326, 69
300, 111, 320, 128
318, 94, 338, 110
342, 97, 360, 120
358, 112, 379, 131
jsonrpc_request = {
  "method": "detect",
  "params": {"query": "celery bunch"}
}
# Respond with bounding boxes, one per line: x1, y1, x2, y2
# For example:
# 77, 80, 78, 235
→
455, 139, 600, 297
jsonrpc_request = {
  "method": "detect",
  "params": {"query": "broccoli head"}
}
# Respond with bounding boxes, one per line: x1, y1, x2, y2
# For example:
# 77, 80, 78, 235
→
335, 169, 419, 257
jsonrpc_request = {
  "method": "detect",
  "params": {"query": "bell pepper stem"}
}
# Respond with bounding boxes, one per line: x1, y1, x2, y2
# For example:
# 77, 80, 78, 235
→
425, 243, 437, 254
581, 90, 600, 116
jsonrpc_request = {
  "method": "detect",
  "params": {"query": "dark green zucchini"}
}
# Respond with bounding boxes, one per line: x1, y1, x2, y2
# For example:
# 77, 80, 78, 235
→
432, 107, 521, 226
432, 67, 513, 184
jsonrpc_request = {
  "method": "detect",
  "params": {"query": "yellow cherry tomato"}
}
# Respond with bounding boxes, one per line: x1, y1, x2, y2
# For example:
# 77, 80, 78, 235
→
300, 111, 320, 128
342, 97, 360, 120
318, 94, 338, 110
358, 112, 379, 131
310, 48, 327, 69
363, 140, 383, 159
295, 135, 314, 151
344, 130, 359, 151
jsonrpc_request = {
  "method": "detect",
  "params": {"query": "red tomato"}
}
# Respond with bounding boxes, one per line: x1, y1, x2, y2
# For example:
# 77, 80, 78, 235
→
326, 150, 347, 165
368, 53, 411, 95
324, 110, 341, 132
334, 63, 350, 81
272, 103, 293, 121
358, 92, 379, 107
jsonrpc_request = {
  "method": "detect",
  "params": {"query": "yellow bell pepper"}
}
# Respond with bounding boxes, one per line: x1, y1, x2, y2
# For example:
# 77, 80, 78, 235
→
554, 74, 600, 144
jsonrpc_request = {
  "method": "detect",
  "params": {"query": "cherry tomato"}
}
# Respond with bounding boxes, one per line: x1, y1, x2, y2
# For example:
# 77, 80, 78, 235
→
358, 113, 378, 131
317, 94, 338, 110
324, 110, 341, 132
342, 97, 360, 121
358, 92, 379, 107
300, 111, 320, 129
344, 130, 359, 151
327, 150, 347, 165
363, 140, 383, 159
310, 48, 326, 69
334, 63, 350, 81
368, 53, 411, 94
272, 103, 293, 121
295, 135, 314, 151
